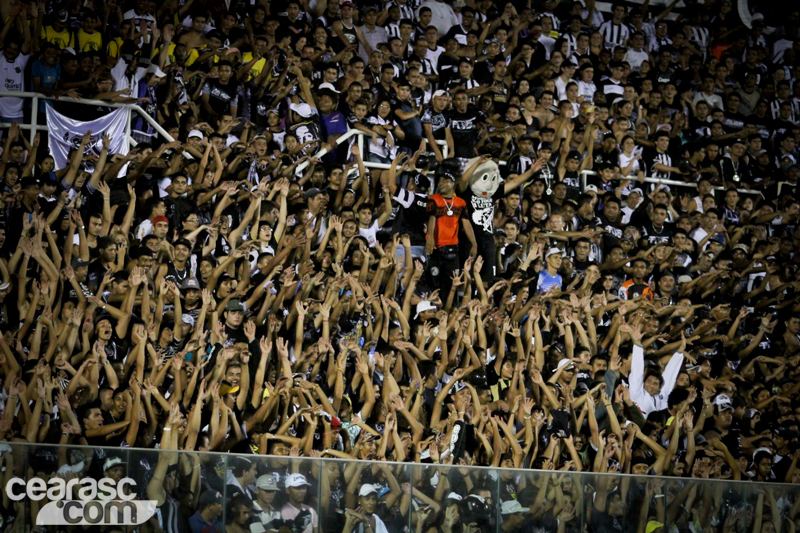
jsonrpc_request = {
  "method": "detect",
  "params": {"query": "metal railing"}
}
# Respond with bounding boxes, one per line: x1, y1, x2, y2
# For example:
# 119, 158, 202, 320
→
296, 128, 449, 172
0, 91, 174, 147
580, 169, 766, 198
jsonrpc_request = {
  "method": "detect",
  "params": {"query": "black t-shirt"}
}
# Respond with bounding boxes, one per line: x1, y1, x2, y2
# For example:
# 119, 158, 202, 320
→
204, 78, 239, 118
641, 221, 675, 245
448, 107, 484, 159
420, 107, 450, 139
391, 189, 429, 245
459, 185, 504, 237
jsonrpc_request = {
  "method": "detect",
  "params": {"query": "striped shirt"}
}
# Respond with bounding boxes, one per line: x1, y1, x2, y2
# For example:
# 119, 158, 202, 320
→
770, 98, 798, 123
386, 22, 401, 39
648, 151, 673, 180
690, 26, 710, 55
601, 78, 624, 99
389, 1, 416, 21
599, 20, 629, 48
649, 36, 672, 54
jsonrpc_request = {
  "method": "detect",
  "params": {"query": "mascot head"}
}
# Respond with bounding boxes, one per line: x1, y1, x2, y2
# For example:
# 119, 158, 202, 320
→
468, 157, 501, 198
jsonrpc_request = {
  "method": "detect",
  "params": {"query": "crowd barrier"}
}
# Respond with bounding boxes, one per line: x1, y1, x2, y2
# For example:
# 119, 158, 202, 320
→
1, 441, 797, 532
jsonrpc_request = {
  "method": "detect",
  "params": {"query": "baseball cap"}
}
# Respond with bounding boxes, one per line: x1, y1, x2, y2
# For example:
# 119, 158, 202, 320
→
71, 258, 89, 269
147, 63, 167, 77
359, 484, 379, 497
305, 188, 324, 199
174, 238, 192, 250
289, 102, 315, 118
103, 457, 126, 471
710, 233, 726, 245
501, 500, 529, 515
646, 522, 665, 533
187, 129, 204, 140
152, 215, 169, 225
732, 244, 749, 253
19, 176, 41, 189
538, 141, 553, 151
226, 299, 244, 312
628, 187, 644, 197
414, 300, 437, 319
433, 89, 448, 98
545, 247, 562, 258
256, 474, 280, 491
584, 184, 599, 193
413, 173, 431, 191
553, 358, 575, 373
198, 491, 223, 508
219, 381, 240, 396
181, 277, 200, 290
56, 10, 69, 22
286, 473, 312, 488
318, 82, 341, 94
567, 150, 581, 160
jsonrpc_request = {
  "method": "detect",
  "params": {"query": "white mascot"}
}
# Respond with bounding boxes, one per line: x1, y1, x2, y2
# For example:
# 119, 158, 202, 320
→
458, 157, 502, 279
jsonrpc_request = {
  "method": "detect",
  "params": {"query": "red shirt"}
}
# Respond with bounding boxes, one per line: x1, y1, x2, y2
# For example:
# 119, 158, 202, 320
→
428, 194, 466, 248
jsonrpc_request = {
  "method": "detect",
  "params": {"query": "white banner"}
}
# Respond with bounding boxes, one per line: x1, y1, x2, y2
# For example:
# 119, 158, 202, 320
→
46, 107, 130, 171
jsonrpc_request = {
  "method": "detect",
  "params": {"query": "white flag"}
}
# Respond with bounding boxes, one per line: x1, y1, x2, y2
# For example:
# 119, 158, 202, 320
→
46, 106, 130, 171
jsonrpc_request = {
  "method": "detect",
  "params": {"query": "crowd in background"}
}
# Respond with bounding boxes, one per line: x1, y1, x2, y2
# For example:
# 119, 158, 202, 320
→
1, 0, 800, 530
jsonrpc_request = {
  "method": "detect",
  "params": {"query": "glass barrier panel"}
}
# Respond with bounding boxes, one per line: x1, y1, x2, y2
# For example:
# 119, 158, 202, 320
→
4, 441, 800, 533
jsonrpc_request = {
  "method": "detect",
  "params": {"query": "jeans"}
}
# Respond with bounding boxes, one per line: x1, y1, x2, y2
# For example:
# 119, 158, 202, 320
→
428, 245, 459, 299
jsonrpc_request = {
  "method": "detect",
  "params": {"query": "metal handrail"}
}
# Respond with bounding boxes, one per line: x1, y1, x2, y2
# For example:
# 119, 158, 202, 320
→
579, 169, 765, 198
0, 91, 175, 147
296, 128, 449, 172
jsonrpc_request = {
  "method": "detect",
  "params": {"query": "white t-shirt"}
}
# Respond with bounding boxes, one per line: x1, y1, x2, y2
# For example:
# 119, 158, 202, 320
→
359, 221, 380, 248
623, 49, 649, 72
0, 52, 30, 119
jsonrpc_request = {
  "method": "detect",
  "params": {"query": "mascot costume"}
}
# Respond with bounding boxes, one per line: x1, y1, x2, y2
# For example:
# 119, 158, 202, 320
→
457, 156, 543, 279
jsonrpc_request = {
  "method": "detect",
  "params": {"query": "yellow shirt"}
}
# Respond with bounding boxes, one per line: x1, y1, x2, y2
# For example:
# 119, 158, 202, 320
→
241, 52, 266, 81
76, 29, 102, 53
41, 25, 75, 49
106, 37, 122, 59
151, 43, 199, 67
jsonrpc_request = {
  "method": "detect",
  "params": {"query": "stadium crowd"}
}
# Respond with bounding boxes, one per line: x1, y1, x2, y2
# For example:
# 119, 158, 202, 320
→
1, 0, 800, 530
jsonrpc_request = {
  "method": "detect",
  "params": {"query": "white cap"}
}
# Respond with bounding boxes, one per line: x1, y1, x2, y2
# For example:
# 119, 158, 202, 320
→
359, 484, 379, 497
414, 300, 437, 319
103, 457, 126, 471
188, 129, 204, 139
553, 358, 575, 373
584, 184, 598, 193
289, 102, 315, 118
628, 187, 644, 197
446, 492, 463, 501
432, 89, 448, 98
751, 12, 764, 21
147, 63, 167, 77
545, 247, 562, 258
501, 500, 529, 515
318, 82, 340, 93
285, 473, 311, 488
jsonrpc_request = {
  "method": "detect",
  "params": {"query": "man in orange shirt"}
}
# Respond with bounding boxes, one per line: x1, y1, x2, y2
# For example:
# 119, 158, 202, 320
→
426, 171, 477, 298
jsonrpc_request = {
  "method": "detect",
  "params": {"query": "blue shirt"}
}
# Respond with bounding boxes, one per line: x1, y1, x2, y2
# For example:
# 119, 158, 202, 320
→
188, 511, 223, 533
536, 270, 562, 294
31, 60, 61, 112
320, 110, 348, 163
